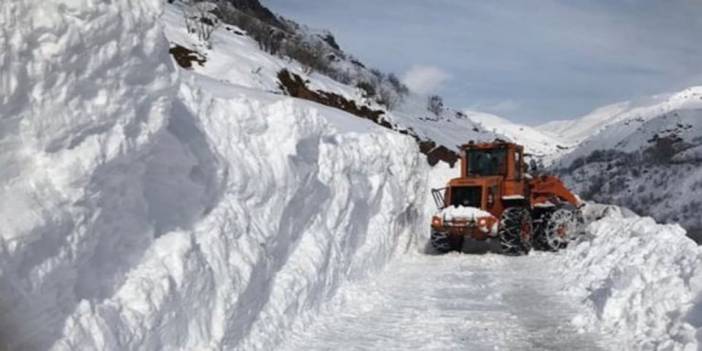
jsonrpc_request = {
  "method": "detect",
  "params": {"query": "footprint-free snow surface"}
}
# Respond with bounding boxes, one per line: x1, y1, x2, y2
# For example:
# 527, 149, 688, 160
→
282, 251, 612, 351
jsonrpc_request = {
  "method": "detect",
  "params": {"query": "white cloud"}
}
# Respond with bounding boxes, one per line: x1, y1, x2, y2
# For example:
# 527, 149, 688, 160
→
401, 65, 451, 95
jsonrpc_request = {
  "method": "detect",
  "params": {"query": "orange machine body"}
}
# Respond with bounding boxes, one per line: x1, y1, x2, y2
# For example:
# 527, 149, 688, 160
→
431, 141, 581, 240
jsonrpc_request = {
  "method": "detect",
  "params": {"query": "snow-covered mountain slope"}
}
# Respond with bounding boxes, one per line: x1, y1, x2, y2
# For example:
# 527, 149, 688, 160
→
0, 1, 427, 350
464, 110, 568, 164
556, 92, 702, 166
162, 4, 501, 166
538, 87, 702, 145
547, 87, 702, 238
538, 102, 631, 145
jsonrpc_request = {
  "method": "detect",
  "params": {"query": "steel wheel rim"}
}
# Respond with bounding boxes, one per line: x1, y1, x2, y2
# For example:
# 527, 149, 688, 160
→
546, 210, 576, 249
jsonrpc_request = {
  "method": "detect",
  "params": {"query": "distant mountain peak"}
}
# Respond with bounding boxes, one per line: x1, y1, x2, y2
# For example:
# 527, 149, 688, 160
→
537, 85, 702, 146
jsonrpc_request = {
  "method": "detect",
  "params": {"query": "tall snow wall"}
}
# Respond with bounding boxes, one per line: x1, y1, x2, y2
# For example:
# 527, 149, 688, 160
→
0, 1, 427, 350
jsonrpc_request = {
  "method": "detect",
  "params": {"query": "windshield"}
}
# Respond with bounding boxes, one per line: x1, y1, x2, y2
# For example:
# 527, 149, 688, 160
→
467, 148, 506, 176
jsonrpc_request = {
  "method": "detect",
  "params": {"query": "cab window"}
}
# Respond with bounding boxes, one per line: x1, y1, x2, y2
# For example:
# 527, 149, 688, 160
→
467, 149, 506, 176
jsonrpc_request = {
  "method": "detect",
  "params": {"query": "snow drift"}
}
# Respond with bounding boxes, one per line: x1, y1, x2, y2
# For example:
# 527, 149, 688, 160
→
50, 78, 426, 351
0, 1, 426, 350
559, 205, 702, 350
1, 0, 177, 348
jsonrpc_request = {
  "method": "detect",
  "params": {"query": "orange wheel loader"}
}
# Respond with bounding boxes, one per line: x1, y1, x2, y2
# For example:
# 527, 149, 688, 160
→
430, 141, 584, 255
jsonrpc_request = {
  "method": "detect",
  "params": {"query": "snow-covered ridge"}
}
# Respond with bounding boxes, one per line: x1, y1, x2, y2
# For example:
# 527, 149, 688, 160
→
538, 86, 702, 145
549, 86, 702, 236
557, 103, 702, 167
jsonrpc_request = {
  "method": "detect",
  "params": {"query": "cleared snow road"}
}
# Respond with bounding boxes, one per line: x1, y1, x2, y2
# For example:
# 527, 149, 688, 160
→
281, 247, 611, 351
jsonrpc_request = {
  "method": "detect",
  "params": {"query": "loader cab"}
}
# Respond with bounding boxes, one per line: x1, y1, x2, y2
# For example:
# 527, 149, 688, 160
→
432, 141, 529, 213
459, 141, 530, 209
461, 141, 525, 181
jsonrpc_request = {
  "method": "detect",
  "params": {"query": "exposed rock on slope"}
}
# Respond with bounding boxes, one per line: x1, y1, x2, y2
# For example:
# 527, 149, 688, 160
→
277, 69, 460, 166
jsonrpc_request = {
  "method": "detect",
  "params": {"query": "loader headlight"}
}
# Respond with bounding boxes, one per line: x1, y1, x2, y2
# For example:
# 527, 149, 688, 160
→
431, 216, 443, 228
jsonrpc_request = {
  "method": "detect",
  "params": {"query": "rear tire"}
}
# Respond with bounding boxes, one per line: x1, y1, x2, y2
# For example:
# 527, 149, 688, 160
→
534, 207, 579, 251
498, 207, 533, 255
430, 230, 463, 253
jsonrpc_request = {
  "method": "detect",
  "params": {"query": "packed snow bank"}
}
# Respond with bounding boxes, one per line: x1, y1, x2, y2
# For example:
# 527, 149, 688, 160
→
50, 78, 426, 351
558, 205, 702, 350
1, 0, 177, 348
0, 1, 427, 350
419, 162, 458, 244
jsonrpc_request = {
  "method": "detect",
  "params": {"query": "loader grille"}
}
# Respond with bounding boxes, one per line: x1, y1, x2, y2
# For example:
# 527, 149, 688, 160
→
449, 186, 482, 208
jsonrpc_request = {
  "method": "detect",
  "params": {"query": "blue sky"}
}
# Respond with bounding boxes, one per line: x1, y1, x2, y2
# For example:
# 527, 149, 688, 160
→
262, 0, 702, 125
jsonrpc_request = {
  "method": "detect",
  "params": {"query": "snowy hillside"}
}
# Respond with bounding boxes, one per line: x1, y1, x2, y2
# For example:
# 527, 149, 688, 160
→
161, 3, 505, 166
538, 87, 702, 145
555, 87, 702, 164
548, 87, 702, 240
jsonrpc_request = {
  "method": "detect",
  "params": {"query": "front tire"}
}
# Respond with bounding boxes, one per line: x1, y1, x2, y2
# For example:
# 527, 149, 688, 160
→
430, 230, 463, 253
498, 207, 533, 255
535, 207, 579, 251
